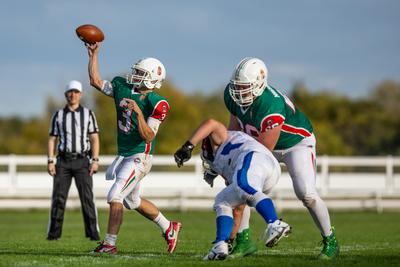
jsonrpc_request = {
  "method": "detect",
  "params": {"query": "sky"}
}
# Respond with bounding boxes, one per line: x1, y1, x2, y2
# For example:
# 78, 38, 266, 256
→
0, 0, 399, 118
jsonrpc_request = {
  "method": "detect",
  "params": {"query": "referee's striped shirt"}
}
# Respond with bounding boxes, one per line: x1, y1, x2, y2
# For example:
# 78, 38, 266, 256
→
49, 105, 99, 154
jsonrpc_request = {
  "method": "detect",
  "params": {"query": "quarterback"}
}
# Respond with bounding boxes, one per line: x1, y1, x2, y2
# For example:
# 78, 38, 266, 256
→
85, 42, 181, 254
174, 119, 291, 260
225, 57, 339, 259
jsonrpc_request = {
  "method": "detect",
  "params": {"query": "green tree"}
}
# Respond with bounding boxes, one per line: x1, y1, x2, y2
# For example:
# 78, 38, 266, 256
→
1, 80, 400, 156
91, 89, 117, 154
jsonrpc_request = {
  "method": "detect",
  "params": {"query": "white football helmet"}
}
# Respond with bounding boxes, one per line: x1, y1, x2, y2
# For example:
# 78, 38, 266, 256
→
229, 57, 268, 107
126, 57, 166, 89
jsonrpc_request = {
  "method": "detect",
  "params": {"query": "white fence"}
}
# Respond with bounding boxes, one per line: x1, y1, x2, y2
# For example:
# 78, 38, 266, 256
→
0, 155, 400, 212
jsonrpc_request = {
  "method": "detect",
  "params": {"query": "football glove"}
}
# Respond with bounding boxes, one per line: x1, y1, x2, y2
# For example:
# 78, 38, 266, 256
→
174, 141, 195, 167
203, 169, 218, 187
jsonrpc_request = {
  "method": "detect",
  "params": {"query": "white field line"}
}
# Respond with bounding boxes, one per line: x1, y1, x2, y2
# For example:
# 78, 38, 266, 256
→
256, 243, 400, 256
6, 242, 400, 265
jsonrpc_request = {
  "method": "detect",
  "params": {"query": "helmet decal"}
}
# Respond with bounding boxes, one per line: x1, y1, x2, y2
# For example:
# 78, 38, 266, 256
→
260, 69, 266, 79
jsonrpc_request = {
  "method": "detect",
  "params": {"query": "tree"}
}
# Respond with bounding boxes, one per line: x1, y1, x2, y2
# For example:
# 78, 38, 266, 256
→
1, 79, 400, 156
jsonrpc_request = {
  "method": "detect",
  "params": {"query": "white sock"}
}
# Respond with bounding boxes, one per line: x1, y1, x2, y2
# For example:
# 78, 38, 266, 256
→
104, 233, 117, 246
238, 205, 251, 233
307, 196, 332, 237
153, 212, 170, 233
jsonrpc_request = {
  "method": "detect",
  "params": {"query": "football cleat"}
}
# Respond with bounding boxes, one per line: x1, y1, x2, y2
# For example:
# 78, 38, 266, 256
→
318, 227, 340, 260
203, 240, 229, 261
164, 221, 182, 253
262, 219, 291, 247
227, 238, 235, 254
92, 241, 118, 255
230, 229, 258, 258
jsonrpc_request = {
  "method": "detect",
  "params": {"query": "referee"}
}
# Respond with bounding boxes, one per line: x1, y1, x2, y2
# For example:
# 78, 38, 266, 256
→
47, 80, 100, 241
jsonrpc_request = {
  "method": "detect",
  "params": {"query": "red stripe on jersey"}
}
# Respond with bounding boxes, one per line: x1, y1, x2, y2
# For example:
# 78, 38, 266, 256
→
281, 124, 312, 137
150, 100, 170, 121
311, 152, 315, 174
144, 142, 151, 154
260, 114, 285, 132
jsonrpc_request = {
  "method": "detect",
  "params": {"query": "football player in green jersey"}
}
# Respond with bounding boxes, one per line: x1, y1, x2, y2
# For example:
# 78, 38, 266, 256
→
85, 42, 181, 255
225, 57, 339, 259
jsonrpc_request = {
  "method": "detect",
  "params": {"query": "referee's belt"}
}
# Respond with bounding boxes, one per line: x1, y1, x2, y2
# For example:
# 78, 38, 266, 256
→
58, 152, 88, 160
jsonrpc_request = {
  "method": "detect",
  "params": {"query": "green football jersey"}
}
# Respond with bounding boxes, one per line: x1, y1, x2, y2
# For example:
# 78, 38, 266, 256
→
224, 84, 313, 150
111, 77, 170, 156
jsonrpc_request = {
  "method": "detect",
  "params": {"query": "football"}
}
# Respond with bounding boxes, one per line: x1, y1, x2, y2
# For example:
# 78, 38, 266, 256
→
75, 24, 104, 44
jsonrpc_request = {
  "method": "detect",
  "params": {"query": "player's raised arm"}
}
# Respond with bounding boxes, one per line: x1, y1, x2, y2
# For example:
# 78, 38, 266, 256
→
188, 119, 227, 147
86, 42, 104, 91
174, 118, 227, 167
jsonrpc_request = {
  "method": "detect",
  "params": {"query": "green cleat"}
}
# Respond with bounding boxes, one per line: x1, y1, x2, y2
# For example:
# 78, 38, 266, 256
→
318, 227, 340, 260
230, 229, 258, 258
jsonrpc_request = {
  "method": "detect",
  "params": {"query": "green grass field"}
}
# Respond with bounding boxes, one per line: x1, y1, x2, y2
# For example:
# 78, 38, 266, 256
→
0, 209, 399, 267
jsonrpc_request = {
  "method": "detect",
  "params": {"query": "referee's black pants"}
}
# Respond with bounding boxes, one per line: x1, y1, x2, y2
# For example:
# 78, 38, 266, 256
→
47, 157, 100, 240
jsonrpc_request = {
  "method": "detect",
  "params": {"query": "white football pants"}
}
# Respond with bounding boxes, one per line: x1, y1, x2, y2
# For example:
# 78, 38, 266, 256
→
273, 133, 332, 236
106, 153, 152, 210
238, 134, 332, 236
214, 152, 280, 217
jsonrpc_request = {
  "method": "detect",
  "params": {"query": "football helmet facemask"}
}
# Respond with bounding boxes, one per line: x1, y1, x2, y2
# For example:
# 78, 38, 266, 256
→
200, 137, 215, 171
126, 57, 166, 90
229, 57, 268, 107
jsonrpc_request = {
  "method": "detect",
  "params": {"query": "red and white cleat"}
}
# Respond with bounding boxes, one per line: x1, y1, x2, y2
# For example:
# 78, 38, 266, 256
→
92, 241, 118, 255
164, 221, 182, 253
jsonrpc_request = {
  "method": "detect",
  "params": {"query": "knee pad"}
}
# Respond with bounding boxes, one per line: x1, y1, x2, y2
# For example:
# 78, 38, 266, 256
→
107, 194, 123, 204
301, 194, 317, 208
123, 196, 141, 210
107, 184, 124, 204
213, 201, 233, 217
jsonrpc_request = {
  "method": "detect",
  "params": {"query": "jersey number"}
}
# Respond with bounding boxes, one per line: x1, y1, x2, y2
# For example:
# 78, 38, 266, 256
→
118, 109, 133, 133
118, 100, 133, 133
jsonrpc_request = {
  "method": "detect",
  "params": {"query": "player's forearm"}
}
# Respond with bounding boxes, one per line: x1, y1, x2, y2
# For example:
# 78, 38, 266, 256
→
89, 133, 100, 159
47, 137, 57, 158
88, 53, 103, 90
189, 119, 224, 146
189, 126, 213, 146
136, 113, 155, 143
